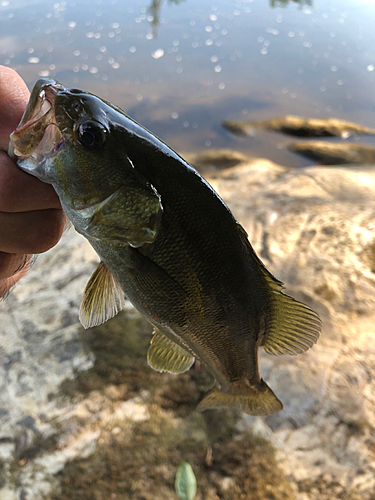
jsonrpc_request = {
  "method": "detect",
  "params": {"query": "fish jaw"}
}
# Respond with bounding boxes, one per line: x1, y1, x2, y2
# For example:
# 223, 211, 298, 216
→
8, 78, 65, 183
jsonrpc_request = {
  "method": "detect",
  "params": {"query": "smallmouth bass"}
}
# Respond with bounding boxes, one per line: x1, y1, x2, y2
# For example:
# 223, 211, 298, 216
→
8, 79, 321, 416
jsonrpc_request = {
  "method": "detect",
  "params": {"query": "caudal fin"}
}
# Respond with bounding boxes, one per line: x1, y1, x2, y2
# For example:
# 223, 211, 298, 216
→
196, 379, 283, 416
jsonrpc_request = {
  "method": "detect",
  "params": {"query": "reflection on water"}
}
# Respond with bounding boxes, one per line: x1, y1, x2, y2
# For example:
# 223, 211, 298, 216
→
1, 0, 375, 168
147, 0, 164, 35
148, 0, 186, 35
270, 0, 313, 8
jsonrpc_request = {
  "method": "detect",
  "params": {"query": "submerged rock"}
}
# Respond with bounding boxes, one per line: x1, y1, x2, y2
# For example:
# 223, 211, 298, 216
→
184, 149, 250, 173
1, 156, 375, 499
289, 140, 375, 164
222, 115, 375, 138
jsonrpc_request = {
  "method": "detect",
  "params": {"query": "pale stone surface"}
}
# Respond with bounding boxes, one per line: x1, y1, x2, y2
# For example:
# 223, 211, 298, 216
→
222, 115, 375, 138
289, 140, 375, 165
1, 156, 375, 498
207, 160, 375, 498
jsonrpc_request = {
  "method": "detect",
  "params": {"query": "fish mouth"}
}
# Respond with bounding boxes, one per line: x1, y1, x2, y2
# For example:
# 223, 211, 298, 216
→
8, 78, 65, 165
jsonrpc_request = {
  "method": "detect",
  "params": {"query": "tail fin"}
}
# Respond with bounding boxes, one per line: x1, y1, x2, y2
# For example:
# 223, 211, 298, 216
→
196, 380, 283, 416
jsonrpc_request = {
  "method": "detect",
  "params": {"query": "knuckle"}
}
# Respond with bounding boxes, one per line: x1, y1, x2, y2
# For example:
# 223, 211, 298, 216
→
0, 252, 28, 279
30, 210, 66, 253
0, 168, 14, 213
0, 253, 15, 278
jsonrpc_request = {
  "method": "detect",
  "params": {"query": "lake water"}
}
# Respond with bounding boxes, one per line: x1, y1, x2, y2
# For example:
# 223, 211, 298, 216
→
1, 0, 375, 167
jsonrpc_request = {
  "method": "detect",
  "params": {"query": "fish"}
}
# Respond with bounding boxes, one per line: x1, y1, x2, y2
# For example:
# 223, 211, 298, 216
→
8, 78, 321, 416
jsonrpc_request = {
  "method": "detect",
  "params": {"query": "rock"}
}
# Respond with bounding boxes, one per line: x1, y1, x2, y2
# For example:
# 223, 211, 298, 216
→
245, 417, 273, 440
222, 115, 375, 138
207, 160, 375, 498
1, 156, 375, 499
289, 140, 375, 164
219, 476, 235, 491
183, 149, 250, 173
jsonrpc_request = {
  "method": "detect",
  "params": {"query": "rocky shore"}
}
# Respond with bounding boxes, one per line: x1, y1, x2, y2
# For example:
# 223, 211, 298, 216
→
0, 150, 374, 500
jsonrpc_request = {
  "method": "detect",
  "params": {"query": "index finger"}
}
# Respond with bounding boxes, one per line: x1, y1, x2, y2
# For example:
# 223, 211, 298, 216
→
0, 151, 62, 212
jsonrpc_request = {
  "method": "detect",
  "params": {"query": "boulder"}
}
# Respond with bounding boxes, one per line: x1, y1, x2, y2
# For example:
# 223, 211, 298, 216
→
183, 148, 250, 173
207, 159, 375, 499
222, 115, 375, 138
289, 140, 375, 165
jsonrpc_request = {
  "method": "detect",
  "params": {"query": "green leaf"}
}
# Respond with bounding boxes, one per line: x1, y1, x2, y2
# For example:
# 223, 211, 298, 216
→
175, 461, 197, 500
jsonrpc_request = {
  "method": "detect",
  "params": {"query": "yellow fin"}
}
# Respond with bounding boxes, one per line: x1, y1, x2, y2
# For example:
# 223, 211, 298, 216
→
237, 223, 321, 355
79, 262, 126, 329
263, 291, 321, 355
197, 379, 283, 416
147, 329, 195, 374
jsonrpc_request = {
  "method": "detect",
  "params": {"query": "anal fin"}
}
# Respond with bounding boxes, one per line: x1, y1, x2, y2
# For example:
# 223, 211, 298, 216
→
147, 329, 195, 374
79, 261, 126, 329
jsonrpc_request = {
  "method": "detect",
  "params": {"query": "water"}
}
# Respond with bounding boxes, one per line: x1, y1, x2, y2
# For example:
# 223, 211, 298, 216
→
1, 0, 375, 166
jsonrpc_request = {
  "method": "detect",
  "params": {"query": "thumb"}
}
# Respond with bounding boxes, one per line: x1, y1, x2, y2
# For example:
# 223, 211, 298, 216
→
0, 66, 30, 151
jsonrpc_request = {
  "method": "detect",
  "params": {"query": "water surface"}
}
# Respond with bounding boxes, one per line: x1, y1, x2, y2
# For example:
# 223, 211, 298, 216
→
1, 0, 375, 167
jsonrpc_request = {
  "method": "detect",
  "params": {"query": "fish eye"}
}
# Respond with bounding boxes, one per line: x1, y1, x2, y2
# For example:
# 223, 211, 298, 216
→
75, 120, 107, 149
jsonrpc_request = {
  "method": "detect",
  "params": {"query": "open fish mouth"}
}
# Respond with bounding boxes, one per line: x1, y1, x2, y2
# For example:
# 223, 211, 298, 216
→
8, 78, 65, 164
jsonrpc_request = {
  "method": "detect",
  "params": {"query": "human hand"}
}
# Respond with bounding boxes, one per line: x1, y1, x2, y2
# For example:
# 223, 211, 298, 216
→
0, 66, 67, 298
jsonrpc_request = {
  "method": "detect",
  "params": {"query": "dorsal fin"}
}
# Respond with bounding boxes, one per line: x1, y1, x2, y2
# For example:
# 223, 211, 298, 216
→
237, 223, 321, 355
147, 329, 195, 374
79, 262, 126, 329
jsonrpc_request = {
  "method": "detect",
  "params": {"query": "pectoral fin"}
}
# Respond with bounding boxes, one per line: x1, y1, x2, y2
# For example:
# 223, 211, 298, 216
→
147, 329, 195, 374
85, 175, 163, 247
79, 262, 126, 329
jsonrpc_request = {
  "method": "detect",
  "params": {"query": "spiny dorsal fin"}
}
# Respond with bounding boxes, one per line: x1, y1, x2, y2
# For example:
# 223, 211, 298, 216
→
147, 329, 195, 374
79, 262, 126, 329
237, 223, 321, 355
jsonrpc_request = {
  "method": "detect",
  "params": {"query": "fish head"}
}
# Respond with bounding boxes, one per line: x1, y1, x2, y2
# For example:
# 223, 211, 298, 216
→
9, 78, 136, 207
8, 79, 163, 244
